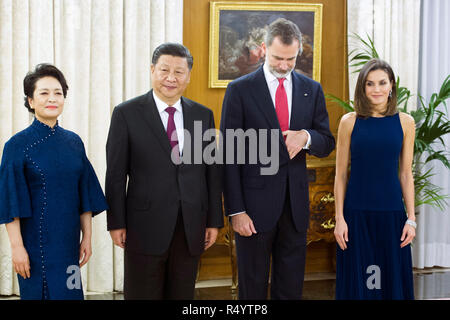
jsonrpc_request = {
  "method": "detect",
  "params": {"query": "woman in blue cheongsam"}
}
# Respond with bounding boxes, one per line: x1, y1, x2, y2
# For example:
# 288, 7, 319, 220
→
0, 64, 108, 300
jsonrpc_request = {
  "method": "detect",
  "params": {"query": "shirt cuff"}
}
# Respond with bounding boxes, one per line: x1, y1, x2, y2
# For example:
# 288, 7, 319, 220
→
229, 211, 245, 217
302, 130, 311, 150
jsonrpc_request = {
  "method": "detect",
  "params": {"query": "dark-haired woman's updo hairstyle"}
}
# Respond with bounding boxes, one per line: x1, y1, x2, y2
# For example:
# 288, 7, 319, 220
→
23, 63, 69, 114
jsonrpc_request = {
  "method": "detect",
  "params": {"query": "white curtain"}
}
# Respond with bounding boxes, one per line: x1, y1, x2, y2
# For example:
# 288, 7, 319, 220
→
412, 0, 450, 269
0, 0, 183, 296
347, 0, 421, 108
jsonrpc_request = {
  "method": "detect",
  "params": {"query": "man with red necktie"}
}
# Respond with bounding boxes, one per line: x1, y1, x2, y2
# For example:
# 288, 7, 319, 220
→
221, 18, 335, 299
105, 43, 223, 299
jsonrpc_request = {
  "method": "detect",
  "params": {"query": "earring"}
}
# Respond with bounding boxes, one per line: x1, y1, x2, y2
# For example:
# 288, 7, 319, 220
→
389, 90, 392, 99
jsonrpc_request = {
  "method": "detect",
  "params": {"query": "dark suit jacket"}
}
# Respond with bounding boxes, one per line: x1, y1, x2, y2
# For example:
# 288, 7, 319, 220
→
106, 90, 223, 256
220, 67, 335, 233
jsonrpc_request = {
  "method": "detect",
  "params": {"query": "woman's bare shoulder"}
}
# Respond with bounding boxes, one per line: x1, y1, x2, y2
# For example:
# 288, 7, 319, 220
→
399, 112, 415, 124
399, 112, 415, 133
339, 112, 357, 132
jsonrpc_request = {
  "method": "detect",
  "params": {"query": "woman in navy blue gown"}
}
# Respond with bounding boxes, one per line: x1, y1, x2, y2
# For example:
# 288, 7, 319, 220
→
334, 59, 416, 299
0, 64, 108, 300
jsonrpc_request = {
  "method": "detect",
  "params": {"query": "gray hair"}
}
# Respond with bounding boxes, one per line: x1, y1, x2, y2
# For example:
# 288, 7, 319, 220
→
265, 18, 303, 55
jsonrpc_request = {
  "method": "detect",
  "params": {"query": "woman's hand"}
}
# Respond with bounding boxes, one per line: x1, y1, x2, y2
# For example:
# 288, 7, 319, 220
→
400, 224, 415, 248
79, 237, 92, 267
79, 211, 92, 267
6, 218, 30, 279
334, 218, 349, 250
11, 245, 30, 279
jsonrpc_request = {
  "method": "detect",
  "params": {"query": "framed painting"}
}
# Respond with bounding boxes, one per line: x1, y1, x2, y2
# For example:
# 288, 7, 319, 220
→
209, 1, 323, 88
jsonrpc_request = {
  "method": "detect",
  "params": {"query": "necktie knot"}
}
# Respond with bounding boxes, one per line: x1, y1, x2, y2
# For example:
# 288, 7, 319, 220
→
166, 106, 176, 116
278, 78, 286, 86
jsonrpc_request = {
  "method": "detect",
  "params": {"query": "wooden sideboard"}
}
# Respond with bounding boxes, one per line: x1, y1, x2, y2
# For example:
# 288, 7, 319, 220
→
306, 160, 336, 244
197, 160, 337, 284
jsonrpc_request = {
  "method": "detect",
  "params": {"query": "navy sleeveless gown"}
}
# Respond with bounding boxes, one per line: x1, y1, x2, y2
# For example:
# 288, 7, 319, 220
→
335, 113, 414, 300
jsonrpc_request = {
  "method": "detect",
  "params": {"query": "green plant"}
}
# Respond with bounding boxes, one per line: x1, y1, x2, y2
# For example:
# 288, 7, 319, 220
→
327, 33, 450, 211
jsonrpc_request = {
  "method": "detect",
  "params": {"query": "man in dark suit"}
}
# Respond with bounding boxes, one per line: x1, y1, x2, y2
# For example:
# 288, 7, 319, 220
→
105, 43, 223, 300
220, 18, 335, 299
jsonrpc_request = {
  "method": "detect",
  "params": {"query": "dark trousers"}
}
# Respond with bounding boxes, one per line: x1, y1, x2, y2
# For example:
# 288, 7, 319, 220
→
235, 187, 307, 300
124, 213, 200, 300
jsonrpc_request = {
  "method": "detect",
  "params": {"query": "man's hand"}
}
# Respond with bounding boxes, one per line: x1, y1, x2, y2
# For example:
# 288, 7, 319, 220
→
204, 228, 219, 250
231, 213, 257, 237
110, 228, 127, 249
282, 130, 308, 159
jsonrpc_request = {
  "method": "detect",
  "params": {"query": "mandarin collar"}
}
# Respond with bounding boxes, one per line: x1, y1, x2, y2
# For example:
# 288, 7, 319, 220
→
31, 117, 60, 136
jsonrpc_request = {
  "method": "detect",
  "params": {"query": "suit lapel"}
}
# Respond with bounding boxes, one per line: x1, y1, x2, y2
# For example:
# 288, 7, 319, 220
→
250, 68, 312, 153
290, 72, 311, 130
140, 90, 173, 159
181, 96, 194, 157
249, 67, 294, 150
249, 67, 281, 131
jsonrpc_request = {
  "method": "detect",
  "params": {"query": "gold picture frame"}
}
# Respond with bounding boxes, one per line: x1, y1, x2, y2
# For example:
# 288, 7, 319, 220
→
209, 1, 323, 88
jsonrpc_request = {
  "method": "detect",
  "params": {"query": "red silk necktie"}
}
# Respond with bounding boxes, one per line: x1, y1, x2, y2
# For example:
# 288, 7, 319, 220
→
165, 106, 180, 162
275, 78, 289, 132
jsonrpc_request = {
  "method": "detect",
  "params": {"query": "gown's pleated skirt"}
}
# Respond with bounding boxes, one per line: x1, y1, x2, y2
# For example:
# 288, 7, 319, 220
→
335, 207, 414, 300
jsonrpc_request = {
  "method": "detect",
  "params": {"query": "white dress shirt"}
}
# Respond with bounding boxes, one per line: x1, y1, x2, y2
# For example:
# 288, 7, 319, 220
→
153, 91, 184, 155
263, 62, 311, 149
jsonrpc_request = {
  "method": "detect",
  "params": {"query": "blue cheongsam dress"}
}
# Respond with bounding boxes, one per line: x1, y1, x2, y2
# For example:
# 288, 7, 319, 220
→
0, 118, 108, 300
335, 113, 414, 300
